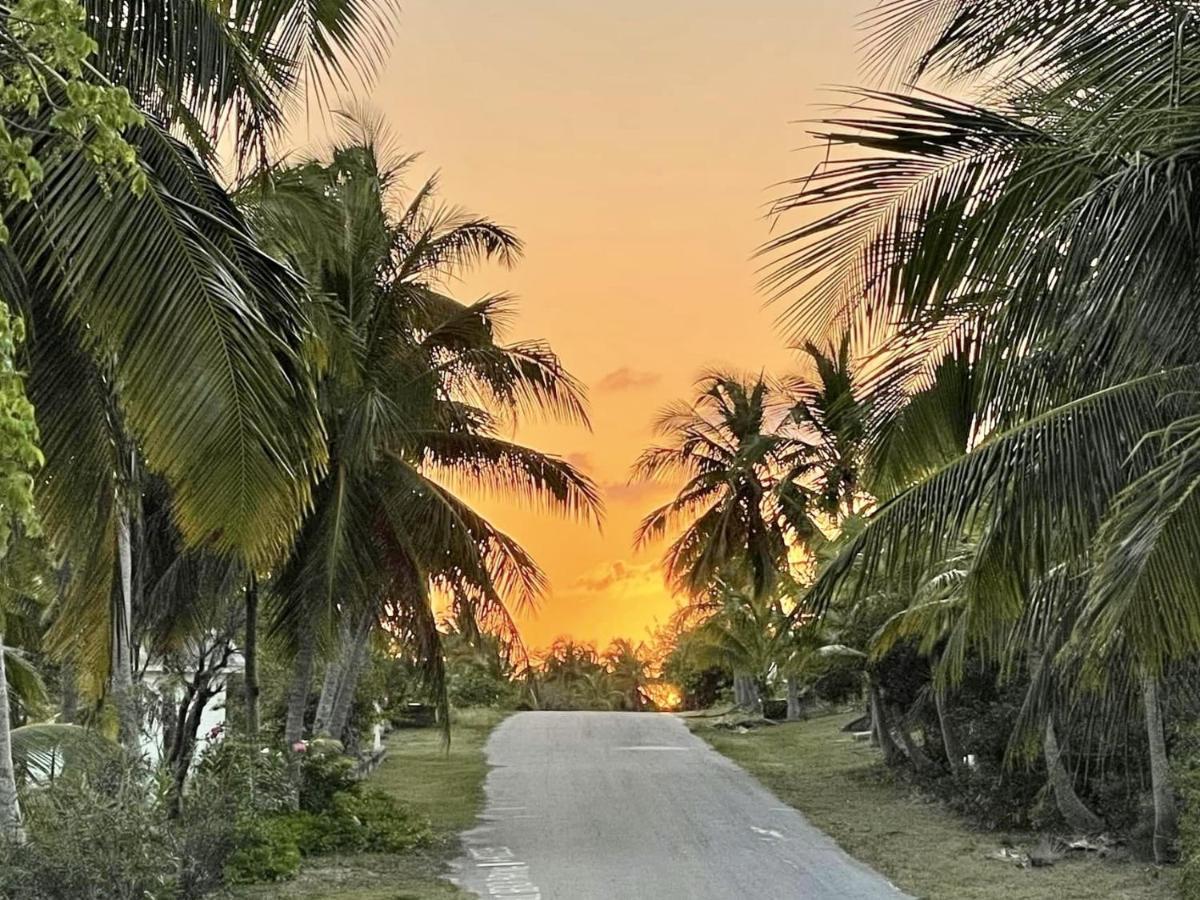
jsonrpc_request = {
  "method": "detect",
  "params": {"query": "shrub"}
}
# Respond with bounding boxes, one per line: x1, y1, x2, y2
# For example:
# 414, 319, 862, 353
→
0, 752, 178, 900
271, 788, 431, 856
223, 816, 302, 885
298, 742, 357, 812
1174, 724, 1200, 898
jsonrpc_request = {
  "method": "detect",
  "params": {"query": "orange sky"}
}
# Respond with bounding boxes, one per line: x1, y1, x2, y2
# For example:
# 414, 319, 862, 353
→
311, 1, 870, 649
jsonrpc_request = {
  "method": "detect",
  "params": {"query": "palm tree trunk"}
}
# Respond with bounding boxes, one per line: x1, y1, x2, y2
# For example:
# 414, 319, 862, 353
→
312, 620, 349, 737
285, 629, 316, 747
1141, 672, 1179, 863
868, 679, 903, 766
1044, 715, 1104, 833
935, 687, 966, 776
243, 575, 260, 741
60, 660, 78, 724
327, 612, 374, 742
896, 711, 939, 774
786, 676, 804, 721
111, 498, 138, 749
0, 636, 25, 843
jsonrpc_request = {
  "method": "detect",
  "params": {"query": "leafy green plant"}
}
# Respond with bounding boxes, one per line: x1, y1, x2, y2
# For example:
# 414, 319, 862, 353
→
0, 752, 176, 899
1174, 725, 1200, 898
223, 816, 302, 885
298, 743, 358, 813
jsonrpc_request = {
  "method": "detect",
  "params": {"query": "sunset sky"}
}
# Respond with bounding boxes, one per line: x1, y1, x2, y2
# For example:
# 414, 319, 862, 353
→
307, 1, 870, 649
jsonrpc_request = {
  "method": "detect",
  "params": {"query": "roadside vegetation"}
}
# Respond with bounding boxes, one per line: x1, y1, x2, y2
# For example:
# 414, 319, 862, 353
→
227, 709, 504, 900
694, 712, 1174, 900
3, 3, 1200, 900
620, 4, 1200, 896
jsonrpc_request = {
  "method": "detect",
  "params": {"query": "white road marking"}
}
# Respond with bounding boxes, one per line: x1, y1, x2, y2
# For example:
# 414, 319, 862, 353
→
752, 826, 786, 840
467, 846, 542, 899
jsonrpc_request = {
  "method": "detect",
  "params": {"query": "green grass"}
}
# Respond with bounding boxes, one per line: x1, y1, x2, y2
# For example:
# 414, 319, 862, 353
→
229, 708, 505, 900
692, 712, 1176, 900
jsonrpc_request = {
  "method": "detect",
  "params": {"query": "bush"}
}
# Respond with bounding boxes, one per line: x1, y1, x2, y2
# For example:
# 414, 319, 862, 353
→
298, 741, 358, 811
224, 816, 303, 885
0, 753, 178, 900
1174, 724, 1200, 898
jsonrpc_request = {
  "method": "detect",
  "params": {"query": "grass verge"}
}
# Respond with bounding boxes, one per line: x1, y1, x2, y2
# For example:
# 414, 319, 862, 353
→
691, 711, 1176, 900
229, 708, 504, 900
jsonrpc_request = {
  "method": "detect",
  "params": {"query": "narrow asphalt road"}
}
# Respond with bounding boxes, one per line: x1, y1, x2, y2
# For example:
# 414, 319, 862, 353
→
450, 711, 908, 899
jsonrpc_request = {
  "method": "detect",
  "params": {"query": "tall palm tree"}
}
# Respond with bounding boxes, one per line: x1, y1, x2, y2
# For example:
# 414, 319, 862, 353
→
3, 0, 395, 739
763, 1, 1200, 858
245, 121, 601, 743
634, 373, 822, 604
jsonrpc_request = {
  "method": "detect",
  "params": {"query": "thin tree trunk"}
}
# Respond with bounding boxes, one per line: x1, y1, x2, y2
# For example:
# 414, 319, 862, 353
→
0, 636, 25, 843
111, 498, 138, 749
243, 575, 260, 741
285, 629, 316, 747
786, 676, 804, 721
935, 687, 966, 776
868, 679, 903, 766
327, 613, 374, 742
1044, 715, 1104, 833
1141, 672, 1179, 863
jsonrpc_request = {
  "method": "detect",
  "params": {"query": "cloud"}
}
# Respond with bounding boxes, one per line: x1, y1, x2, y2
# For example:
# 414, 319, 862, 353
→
596, 367, 662, 392
564, 451, 595, 472
602, 480, 669, 505
572, 559, 661, 593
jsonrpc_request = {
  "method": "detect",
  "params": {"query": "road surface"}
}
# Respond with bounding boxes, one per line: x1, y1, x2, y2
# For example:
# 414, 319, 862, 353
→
450, 711, 908, 899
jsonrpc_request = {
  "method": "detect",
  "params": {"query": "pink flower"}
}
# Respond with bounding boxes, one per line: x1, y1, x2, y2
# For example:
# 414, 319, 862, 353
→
291, 741, 308, 753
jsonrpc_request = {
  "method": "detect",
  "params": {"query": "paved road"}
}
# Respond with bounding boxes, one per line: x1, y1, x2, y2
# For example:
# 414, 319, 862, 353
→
450, 711, 908, 899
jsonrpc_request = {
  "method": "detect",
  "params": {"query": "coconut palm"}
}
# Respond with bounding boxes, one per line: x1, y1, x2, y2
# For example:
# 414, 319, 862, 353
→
634, 373, 823, 604
0, 0, 395, 745
675, 583, 788, 712
763, 1, 1200, 858
602, 639, 653, 711
244, 121, 600, 744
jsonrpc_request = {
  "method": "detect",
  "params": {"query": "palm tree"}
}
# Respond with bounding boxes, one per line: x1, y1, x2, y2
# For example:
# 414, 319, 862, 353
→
602, 639, 653, 711
634, 373, 822, 603
763, 1, 1200, 858
245, 121, 600, 744
675, 583, 789, 712
0, 0, 395, 743
634, 373, 826, 708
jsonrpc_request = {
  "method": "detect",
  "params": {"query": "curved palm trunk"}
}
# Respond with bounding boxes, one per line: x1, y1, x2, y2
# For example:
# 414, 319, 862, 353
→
1044, 716, 1103, 833
1141, 672, 1179, 863
0, 637, 25, 843
868, 679, 903, 766
934, 687, 966, 776
312, 620, 349, 736
327, 613, 374, 742
896, 711, 939, 774
732, 672, 761, 713
786, 676, 804, 721
285, 628, 316, 747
